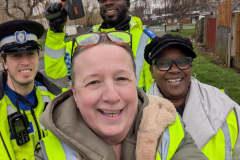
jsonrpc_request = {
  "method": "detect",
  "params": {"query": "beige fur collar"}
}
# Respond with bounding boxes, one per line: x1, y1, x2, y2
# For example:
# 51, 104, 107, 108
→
136, 95, 176, 160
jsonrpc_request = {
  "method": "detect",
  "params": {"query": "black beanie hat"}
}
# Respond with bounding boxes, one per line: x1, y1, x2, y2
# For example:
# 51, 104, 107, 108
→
144, 34, 196, 65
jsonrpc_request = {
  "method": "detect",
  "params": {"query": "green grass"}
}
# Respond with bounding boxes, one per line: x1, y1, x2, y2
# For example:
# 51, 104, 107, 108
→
192, 43, 240, 105
167, 28, 195, 38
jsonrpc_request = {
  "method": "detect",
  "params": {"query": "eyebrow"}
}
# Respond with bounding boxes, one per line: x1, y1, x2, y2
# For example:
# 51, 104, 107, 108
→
83, 69, 131, 82
83, 74, 100, 83
115, 69, 131, 76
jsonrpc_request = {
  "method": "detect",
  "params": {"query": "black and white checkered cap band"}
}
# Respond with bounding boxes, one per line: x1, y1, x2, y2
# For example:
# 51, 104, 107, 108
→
0, 33, 39, 48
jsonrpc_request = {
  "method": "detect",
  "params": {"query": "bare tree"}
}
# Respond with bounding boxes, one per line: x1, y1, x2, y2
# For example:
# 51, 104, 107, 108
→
132, 0, 151, 22
204, 0, 221, 14
2, 0, 51, 20
150, 0, 162, 15
167, 0, 194, 33
232, 0, 240, 11
82, 0, 99, 27
203, 0, 240, 13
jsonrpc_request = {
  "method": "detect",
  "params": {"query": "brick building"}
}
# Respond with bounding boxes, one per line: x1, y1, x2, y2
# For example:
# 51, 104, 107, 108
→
165, 13, 200, 25
146, 12, 201, 26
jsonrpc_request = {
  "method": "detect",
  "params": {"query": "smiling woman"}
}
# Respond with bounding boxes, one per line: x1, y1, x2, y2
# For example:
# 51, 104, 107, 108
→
34, 33, 208, 160
145, 34, 240, 160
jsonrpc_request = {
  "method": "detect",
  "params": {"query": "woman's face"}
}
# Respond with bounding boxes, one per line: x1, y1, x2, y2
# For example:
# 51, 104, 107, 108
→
71, 44, 138, 144
150, 48, 192, 100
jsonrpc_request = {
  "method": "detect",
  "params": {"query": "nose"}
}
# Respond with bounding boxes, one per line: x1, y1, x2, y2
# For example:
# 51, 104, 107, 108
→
102, 81, 120, 104
168, 62, 180, 74
20, 55, 30, 65
105, 0, 114, 5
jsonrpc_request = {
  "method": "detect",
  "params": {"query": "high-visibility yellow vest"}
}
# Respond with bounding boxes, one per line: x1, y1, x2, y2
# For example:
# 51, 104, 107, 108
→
201, 108, 239, 160
200, 89, 239, 160
44, 16, 154, 92
38, 114, 185, 160
0, 86, 57, 160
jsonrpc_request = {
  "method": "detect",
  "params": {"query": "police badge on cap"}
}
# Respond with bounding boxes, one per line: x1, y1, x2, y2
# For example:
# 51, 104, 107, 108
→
0, 20, 44, 54
15, 31, 27, 44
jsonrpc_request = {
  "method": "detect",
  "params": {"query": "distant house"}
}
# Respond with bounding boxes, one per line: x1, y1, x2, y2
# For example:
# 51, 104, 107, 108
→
164, 11, 201, 26
141, 10, 203, 27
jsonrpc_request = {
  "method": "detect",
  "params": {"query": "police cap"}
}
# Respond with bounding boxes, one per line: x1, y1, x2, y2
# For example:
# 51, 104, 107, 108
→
0, 19, 44, 55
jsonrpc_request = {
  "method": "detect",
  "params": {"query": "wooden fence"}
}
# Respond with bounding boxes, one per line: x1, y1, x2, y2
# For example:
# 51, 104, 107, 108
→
218, 0, 232, 28
236, 13, 240, 58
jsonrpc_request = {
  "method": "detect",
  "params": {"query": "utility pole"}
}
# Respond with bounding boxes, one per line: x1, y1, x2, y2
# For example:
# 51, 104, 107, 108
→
165, 0, 167, 32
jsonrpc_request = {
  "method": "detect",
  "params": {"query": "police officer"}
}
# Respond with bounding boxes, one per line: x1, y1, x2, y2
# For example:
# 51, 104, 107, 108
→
0, 20, 66, 160
44, 0, 156, 92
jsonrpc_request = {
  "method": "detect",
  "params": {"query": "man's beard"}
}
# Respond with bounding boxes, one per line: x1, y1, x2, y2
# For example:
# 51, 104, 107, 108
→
101, 8, 128, 27
8, 71, 34, 88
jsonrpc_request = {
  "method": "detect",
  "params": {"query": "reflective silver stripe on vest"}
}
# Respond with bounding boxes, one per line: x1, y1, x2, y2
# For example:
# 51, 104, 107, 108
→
39, 86, 48, 92
40, 139, 78, 160
45, 46, 65, 59
39, 86, 50, 106
60, 141, 78, 160
7, 105, 16, 115
158, 114, 186, 160
135, 32, 150, 86
41, 96, 50, 106
39, 140, 49, 160
221, 121, 232, 160
158, 127, 170, 160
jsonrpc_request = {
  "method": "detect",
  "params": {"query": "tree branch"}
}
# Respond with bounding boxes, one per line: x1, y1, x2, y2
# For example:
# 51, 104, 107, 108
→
16, 6, 27, 19
5, 0, 18, 19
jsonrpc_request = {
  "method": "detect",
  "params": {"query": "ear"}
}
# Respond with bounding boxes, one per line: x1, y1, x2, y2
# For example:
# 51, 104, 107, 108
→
1, 57, 8, 70
150, 66, 155, 79
70, 83, 77, 103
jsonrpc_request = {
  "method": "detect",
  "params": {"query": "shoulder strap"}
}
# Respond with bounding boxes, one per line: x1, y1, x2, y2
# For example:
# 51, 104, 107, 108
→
143, 28, 156, 39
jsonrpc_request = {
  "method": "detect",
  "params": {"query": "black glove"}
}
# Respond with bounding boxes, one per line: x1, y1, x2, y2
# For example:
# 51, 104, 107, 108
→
46, 2, 67, 33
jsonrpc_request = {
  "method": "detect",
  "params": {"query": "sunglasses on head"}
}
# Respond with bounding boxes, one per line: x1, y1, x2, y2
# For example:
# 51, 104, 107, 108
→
71, 31, 132, 59
152, 57, 193, 71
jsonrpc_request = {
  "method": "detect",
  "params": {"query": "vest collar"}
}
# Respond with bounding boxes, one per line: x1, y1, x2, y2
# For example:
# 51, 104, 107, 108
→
0, 71, 61, 100
100, 16, 131, 31
92, 15, 140, 32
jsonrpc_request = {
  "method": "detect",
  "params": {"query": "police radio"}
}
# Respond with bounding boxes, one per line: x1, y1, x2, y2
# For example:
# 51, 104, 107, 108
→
8, 99, 30, 146
45, 0, 85, 21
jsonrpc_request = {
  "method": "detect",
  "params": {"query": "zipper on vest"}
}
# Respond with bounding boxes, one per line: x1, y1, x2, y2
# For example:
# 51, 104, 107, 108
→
0, 131, 12, 160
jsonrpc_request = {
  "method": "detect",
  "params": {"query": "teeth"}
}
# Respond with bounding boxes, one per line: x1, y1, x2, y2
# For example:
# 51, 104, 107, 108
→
106, 10, 115, 13
100, 110, 121, 117
20, 70, 30, 73
167, 78, 182, 83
